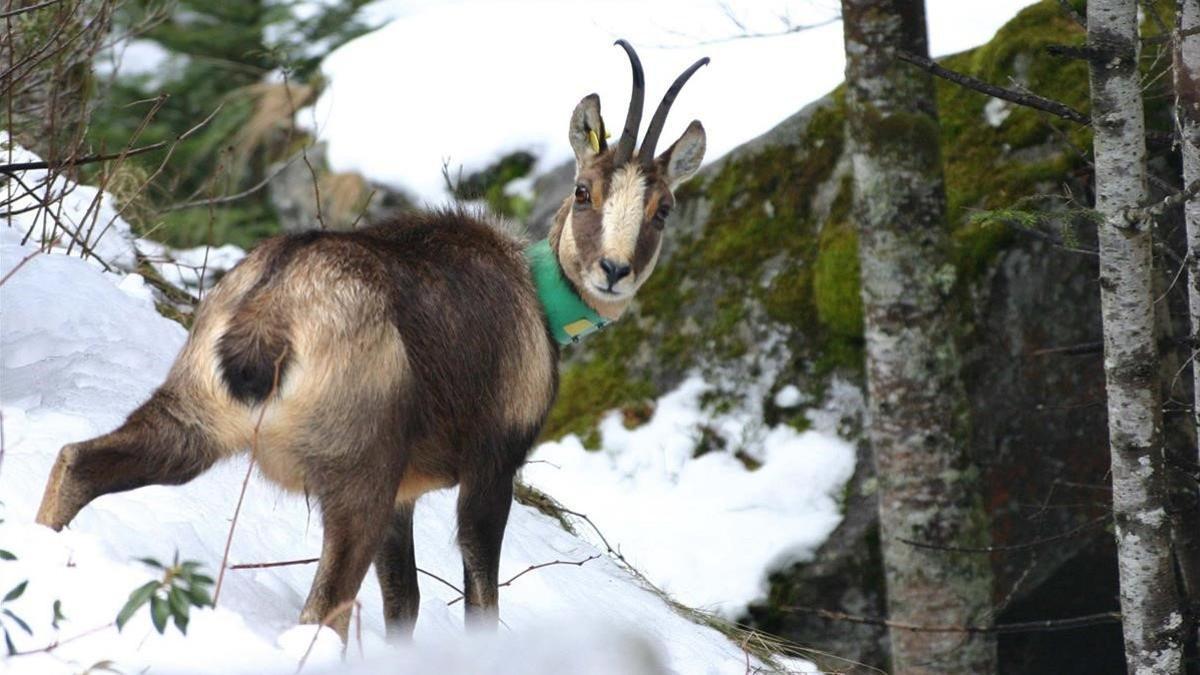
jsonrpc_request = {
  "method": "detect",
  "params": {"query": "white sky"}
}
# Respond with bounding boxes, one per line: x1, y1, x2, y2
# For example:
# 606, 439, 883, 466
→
311, 0, 1039, 202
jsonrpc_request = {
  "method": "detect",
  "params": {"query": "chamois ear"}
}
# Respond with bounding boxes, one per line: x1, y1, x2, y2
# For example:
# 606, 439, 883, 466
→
657, 120, 705, 189
569, 93, 606, 168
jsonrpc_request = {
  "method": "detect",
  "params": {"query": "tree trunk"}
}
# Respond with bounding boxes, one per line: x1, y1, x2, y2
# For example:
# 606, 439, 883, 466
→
1087, 1, 1184, 672
1179, 0, 1200, 457
1174, 0, 1200, 651
839, 2, 997, 673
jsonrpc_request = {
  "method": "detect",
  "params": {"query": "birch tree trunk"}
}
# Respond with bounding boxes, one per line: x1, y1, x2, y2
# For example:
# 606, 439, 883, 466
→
839, 2, 997, 672
1087, 1, 1183, 672
1179, 0, 1200, 456
1174, 0, 1200, 648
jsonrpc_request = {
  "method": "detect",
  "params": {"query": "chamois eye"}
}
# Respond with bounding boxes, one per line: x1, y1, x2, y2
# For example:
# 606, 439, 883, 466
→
574, 184, 590, 206
653, 204, 671, 228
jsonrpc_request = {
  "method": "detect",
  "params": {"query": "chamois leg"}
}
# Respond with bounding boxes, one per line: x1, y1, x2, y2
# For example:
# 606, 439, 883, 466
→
456, 473, 514, 630
36, 389, 222, 530
374, 501, 420, 639
299, 478, 395, 640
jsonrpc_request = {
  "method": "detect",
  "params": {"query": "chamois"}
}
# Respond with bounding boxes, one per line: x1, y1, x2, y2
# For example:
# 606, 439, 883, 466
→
35, 40, 708, 638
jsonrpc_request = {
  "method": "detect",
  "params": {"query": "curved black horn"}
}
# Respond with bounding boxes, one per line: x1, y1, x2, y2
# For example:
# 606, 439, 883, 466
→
612, 40, 645, 166
639, 56, 710, 167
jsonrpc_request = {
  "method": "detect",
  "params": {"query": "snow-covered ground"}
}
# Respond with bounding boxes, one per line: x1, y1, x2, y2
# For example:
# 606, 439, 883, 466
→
0, 223, 802, 673
0, 155, 820, 672
312, 0, 1039, 203
524, 379, 856, 618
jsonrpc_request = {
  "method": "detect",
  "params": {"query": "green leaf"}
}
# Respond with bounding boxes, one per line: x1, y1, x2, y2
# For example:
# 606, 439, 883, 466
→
2, 608, 31, 635
168, 587, 189, 624
4, 628, 15, 656
191, 573, 214, 586
116, 581, 159, 631
150, 595, 169, 634
181, 561, 202, 572
3, 581, 27, 603
0, 550, 15, 561
52, 599, 65, 629
136, 557, 163, 569
187, 585, 212, 608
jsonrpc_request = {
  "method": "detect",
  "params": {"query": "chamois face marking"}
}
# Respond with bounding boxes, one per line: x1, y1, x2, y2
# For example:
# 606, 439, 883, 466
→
553, 42, 708, 320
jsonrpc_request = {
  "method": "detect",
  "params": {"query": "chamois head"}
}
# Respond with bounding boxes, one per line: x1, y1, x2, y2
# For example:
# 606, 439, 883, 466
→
553, 40, 708, 320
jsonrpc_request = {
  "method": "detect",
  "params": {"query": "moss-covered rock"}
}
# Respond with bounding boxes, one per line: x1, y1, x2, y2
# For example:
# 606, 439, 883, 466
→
534, 2, 1189, 671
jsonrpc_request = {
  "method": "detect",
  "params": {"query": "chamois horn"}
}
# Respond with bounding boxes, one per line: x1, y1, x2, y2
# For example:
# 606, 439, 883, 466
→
639, 57, 710, 167
612, 39, 645, 166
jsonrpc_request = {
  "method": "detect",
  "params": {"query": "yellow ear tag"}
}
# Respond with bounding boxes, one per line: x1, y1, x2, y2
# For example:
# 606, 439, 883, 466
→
587, 129, 601, 153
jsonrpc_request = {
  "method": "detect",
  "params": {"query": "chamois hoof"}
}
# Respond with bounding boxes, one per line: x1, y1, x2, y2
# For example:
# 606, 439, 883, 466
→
35, 443, 84, 531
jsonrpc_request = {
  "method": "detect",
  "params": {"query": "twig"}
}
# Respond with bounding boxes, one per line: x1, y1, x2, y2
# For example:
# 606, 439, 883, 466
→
654, 15, 840, 49
348, 189, 376, 229
1030, 341, 1104, 357
0, 248, 42, 287
0, 141, 168, 174
446, 555, 600, 606
896, 50, 1090, 125
898, 514, 1108, 553
294, 599, 360, 674
282, 69, 326, 230
9, 621, 114, 657
163, 155, 299, 212
213, 348, 287, 605
1123, 177, 1200, 225
0, 0, 67, 19
229, 557, 318, 571
227, 556, 466, 598
786, 606, 1121, 634
418, 568, 464, 596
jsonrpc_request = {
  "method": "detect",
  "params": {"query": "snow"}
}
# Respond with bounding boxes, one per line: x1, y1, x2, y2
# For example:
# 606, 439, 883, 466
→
774, 384, 804, 409
136, 238, 247, 293
312, 0, 1040, 203
984, 97, 1013, 127
0, 224, 798, 672
524, 377, 856, 618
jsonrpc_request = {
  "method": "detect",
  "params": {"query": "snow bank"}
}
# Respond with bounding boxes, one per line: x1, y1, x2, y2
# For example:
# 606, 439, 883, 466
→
524, 377, 857, 618
0, 223, 795, 673
312, 0, 1039, 203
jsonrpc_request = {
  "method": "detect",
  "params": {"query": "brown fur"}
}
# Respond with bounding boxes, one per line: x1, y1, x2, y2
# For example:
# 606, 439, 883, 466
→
37, 210, 558, 638
36, 56, 707, 640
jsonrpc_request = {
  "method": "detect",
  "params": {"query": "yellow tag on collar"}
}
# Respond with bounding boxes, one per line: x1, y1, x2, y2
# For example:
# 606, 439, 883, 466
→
587, 129, 600, 153
563, 318, 595, 338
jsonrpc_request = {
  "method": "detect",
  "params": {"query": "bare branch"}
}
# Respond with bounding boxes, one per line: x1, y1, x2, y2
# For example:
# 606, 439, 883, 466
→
0, 0, 68, 19
213, 348, 287, 606
446, 555, 600, 606
164, 155, 299, 212
1124, 178, 1200, 225
898, 515, 1109, 553
0, 141, 168, 174
896, 50, 1090, 125
786, 606, 1122, 634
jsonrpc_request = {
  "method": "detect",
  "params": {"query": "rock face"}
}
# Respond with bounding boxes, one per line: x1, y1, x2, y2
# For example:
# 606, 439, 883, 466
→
535, 2, 1188, 672
269, 141, 413, 232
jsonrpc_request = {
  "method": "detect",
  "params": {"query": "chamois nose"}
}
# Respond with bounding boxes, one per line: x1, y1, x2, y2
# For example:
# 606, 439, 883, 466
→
599, 258, 632, 287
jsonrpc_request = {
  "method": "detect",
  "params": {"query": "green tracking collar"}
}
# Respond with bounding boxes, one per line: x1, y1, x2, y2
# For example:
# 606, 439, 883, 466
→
526, 238, 608, 345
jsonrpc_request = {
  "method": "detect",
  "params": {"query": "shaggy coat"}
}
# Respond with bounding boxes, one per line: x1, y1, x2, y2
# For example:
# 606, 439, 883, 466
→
35, 39, 708, 639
